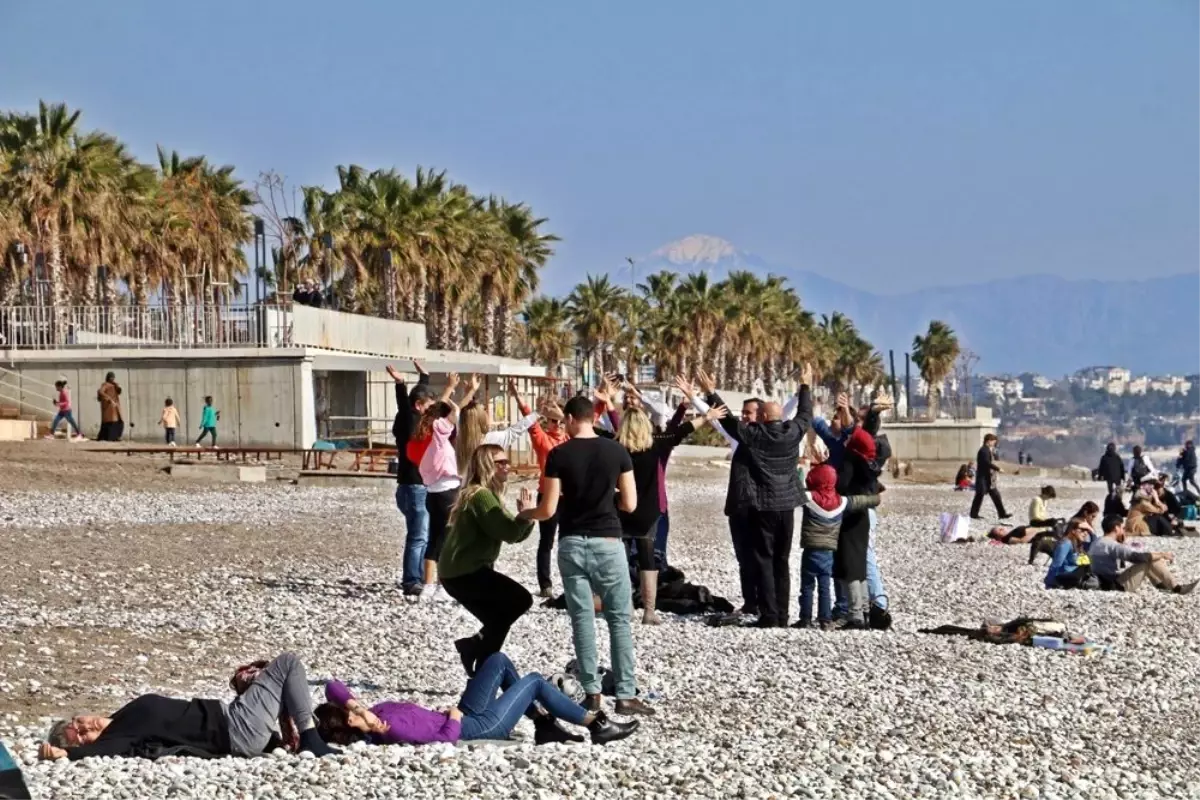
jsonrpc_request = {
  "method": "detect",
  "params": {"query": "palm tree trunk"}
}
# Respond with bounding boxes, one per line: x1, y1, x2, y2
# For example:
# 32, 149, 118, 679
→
478, 276, 496, 354
412, 264, 427, 324
495, 297, 513, 357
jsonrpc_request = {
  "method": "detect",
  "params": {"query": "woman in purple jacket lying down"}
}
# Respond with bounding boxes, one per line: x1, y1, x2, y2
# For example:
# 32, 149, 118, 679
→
317, 653, 637, 747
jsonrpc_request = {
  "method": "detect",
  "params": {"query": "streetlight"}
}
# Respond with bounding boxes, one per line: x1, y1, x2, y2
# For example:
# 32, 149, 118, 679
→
253, 218, 265, 305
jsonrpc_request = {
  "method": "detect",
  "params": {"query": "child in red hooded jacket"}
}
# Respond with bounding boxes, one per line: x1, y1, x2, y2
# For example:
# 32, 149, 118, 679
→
798, 462, 879, 629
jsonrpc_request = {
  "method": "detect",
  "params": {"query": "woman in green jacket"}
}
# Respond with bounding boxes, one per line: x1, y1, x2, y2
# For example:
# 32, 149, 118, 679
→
439, 443, 537, 676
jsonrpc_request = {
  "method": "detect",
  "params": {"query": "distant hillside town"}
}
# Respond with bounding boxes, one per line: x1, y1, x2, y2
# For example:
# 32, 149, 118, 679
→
918, 366, 1200, 468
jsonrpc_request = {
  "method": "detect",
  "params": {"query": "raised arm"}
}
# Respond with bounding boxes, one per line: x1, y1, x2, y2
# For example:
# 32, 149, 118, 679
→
439, 372, 461, 404
676, 375, 737, 449
696, 370, 746, 442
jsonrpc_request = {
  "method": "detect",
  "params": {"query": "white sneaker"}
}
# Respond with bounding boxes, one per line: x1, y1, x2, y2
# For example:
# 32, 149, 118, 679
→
72, 434, 87, 441
418, 584, 437, 602
168, 441, 177, 447
433, 586, 456, 603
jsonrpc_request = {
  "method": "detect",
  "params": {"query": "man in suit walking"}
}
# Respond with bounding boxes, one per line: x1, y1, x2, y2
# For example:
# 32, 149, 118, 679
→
970, 433, 1010, 520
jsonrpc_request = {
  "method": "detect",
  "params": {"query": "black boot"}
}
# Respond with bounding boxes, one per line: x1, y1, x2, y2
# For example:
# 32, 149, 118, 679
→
533, 716, 584, 745
588, 711, 639, 745
299, 728, 340, 758
454, 637, 480, 677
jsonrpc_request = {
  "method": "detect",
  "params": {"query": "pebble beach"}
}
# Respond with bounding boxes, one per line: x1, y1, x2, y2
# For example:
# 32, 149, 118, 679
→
2, 444, 1199, 800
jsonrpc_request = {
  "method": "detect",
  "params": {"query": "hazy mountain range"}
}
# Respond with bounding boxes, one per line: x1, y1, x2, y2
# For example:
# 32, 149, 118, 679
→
610, 235, 1198, 377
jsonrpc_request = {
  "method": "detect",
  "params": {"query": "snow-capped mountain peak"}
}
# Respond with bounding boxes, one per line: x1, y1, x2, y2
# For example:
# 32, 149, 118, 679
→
649, 234, 741, 265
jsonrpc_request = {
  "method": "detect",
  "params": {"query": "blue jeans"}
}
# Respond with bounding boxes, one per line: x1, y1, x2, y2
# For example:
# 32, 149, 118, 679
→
558, 535, 636, 700
835, 509, 888, 615
50, 410, 80, 436
395, 484, 429, 589
458, 653, 587, 740
799, 548, 834, 623
653, 513, 670, 568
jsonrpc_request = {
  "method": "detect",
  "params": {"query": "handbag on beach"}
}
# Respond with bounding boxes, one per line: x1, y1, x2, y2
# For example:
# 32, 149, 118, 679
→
939, 512, 971, 543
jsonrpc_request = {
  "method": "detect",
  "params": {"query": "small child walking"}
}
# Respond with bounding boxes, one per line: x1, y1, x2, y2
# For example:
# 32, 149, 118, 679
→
159, 398, 180, 446
196, 395, 219, 447
796, 464, 879, 630
48, 380, 84, 440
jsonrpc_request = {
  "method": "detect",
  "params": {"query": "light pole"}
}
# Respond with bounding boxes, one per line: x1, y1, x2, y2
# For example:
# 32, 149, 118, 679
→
253, 218, 265, 305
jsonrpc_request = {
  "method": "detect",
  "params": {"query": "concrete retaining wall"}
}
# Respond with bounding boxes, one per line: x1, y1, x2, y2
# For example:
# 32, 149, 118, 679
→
291, 306, 425, 357
881, 418, 1001, 462
0, 353, 314, 448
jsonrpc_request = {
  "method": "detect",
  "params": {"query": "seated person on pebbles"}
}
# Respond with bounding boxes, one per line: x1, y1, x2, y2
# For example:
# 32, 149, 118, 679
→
1089, 515, 1197, 595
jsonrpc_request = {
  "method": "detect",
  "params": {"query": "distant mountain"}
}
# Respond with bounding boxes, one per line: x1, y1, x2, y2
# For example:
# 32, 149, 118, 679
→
633, 235, 1200, 376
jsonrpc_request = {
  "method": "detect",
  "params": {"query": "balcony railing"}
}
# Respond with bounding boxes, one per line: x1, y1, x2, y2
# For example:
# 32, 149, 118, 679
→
0, 304, 294, 351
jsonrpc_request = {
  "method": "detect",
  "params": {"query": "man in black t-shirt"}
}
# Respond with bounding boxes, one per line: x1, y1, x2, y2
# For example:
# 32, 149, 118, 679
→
519, 396, 655, 717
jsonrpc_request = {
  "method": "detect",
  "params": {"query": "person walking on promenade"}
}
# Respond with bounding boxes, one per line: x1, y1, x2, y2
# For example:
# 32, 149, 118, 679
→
699, 366, 813, 628
1097, 442, 1125, 498
388, 360, 434, 595
159, 398, 181, 446
195, 396, 220, 448
517, 396, 655, 717
96, 372, 123, 442
1178, 441, 1198, 495
970, 433, 1010, 520
47, 380, 84, 440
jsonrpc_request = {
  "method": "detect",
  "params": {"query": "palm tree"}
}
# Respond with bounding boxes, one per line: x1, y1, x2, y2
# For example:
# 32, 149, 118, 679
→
521, 296, 572, 376
566, 274, 625, 384
912, 320, 961, 419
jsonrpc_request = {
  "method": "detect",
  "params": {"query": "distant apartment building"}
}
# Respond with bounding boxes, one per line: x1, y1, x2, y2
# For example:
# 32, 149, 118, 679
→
1149, 375, 1194, 396
1069, 366, 1194, 396
1072, 366, 1132, 392
981, 376, 1023, 399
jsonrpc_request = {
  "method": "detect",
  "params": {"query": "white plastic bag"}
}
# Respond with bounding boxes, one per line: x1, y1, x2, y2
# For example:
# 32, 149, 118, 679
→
939, 512, 970, 543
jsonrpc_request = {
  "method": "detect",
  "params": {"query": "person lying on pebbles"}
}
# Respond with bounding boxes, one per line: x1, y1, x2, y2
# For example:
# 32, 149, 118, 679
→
316, 652, 638, 747
38, 653, 339, 761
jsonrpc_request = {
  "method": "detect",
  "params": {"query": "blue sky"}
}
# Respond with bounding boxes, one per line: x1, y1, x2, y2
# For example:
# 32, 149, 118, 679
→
2, 1, 1196, 295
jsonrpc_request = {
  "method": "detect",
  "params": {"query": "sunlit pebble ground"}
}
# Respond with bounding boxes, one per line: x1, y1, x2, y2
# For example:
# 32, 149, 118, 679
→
2, 461, 1200, 800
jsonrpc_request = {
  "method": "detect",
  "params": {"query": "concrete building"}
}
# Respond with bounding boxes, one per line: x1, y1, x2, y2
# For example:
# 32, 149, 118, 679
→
0, 304, 545, 448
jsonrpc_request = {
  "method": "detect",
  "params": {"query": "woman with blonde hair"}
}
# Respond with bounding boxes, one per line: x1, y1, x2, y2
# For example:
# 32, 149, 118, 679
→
454, 378, 540, 475
439, 444, 538, 676
610, 401, 727, 623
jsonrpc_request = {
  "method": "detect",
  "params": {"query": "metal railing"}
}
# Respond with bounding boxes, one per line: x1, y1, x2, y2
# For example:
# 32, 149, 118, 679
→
0, 304, 293, 351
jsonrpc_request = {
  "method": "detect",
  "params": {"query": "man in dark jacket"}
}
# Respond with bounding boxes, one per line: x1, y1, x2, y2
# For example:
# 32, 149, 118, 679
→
1179, 441, 1199, 495
702, 367, 813, 628
38, 653, 336, 762
1097, 442, 1125, 497
387, 360, 434, 595
969, 433, 1010, 520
